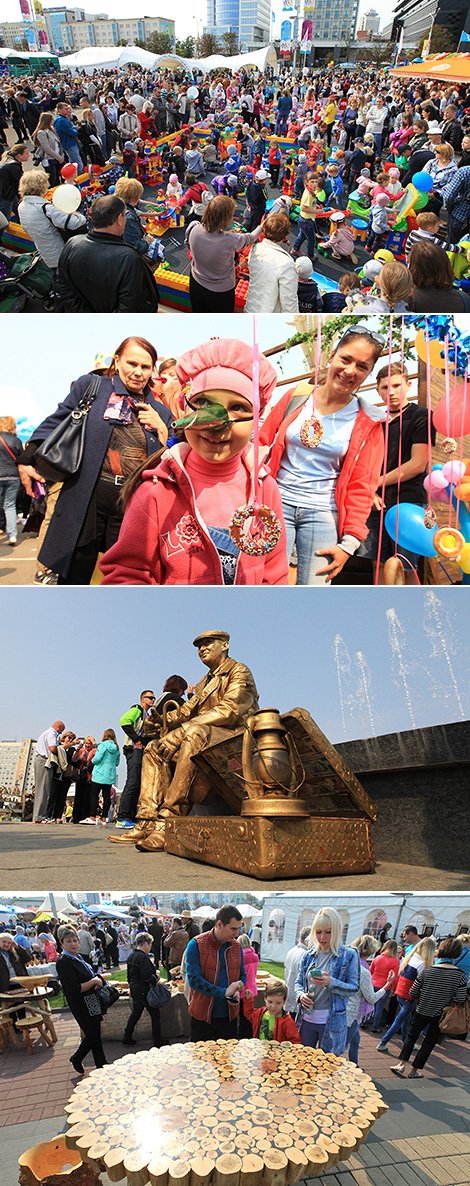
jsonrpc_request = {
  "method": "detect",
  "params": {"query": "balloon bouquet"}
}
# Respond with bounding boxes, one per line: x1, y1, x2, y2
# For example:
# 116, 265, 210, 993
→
383, 315, 470, 585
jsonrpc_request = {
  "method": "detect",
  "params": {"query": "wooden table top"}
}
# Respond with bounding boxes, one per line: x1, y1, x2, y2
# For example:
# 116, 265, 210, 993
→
65, 1039, 388, 1186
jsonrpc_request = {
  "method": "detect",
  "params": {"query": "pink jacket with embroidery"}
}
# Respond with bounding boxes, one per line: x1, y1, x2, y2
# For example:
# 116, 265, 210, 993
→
99, 443, 289, 585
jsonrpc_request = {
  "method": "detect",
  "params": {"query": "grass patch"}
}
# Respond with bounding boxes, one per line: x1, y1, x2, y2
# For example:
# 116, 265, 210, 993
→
48, 960, 286, 1011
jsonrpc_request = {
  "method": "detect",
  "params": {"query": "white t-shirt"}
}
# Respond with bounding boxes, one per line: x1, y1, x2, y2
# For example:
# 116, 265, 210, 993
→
277, 395, 359, 510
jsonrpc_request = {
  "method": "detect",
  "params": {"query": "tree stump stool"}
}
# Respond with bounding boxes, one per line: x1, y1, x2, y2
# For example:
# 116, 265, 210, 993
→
18, 1133, 101, 1186
65, 1039, 387, 1185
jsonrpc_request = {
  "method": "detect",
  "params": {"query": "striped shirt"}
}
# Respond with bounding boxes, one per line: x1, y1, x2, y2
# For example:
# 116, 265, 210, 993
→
409, 964, 467, 1017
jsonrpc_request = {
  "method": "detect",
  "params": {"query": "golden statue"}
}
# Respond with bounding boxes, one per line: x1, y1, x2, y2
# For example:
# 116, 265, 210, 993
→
110, 630, 259, 852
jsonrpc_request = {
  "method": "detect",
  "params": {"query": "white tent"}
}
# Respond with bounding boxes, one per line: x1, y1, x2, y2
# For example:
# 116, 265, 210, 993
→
260, 893, 470, 963
0, 49, 58, 62
0, 905, 17, 919
37, 893, 80, 916
59, 43, 277, 76
85, 904, 133, 921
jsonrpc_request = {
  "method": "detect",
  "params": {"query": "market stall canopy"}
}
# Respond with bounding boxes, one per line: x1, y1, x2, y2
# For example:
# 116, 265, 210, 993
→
391, 51, 470, 82
0, 904, 16, 919
84, 904, 133, 920
59, 43, 277, 75
37, 893, 80, 916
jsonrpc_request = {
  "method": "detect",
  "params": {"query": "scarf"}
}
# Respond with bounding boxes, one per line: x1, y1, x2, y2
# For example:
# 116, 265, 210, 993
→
103, 377, 147, 424
61, 950, 95, 978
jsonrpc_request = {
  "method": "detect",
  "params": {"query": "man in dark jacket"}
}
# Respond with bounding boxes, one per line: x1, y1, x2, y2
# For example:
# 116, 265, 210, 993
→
122, 932, 162, 1047
55, 193, 160, 313
441, 104, 463, 153
148, 918, 163, 965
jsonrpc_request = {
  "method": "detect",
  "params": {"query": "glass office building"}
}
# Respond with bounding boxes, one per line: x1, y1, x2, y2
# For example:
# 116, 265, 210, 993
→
205, 0, 271, 51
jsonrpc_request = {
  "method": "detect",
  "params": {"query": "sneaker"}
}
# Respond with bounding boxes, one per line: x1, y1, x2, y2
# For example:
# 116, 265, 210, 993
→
8, 536, 17, 546
79, 817, 97, 824
376, 1042, 388, 1052
115, 820, 136, 829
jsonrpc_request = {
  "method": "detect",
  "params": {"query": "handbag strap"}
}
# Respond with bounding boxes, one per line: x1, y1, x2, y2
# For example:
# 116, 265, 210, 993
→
74, 373, 102, 416
0, 435, 17, 460
41, 202, 73, 234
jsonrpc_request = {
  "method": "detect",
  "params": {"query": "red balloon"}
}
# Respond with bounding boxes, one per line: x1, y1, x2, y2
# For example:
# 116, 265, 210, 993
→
433, 381, 470, 438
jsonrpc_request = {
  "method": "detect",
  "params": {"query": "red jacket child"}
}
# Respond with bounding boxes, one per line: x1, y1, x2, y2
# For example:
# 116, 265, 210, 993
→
243, 995, 301, 1043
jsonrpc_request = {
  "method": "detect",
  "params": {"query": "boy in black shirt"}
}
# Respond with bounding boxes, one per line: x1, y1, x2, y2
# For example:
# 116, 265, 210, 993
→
358, 361, 435, 583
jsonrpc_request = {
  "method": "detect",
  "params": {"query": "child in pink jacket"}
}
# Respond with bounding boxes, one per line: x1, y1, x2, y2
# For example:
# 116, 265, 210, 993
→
100, 338, 288, 585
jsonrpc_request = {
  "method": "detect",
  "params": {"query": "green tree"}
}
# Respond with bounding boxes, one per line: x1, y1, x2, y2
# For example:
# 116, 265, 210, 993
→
119, 39, 128, 46
360, 40, 395, 68
222, 31, 238, 55
175, 36, 196, 58
422, 25, 456, 55
146, 31, 174, 55
199, 32, 220, 57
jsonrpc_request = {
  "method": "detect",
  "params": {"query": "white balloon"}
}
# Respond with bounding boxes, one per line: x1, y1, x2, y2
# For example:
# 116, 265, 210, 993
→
52, 184, 82, 214
187, 86, 199, 99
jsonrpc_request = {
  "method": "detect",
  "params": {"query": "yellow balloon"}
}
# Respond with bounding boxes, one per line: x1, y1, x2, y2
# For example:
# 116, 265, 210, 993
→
458, 542, 470, 574
414, 329, 455, 370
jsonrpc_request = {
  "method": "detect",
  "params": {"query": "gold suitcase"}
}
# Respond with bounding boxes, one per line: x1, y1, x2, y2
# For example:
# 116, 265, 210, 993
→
164, 815, 375, 879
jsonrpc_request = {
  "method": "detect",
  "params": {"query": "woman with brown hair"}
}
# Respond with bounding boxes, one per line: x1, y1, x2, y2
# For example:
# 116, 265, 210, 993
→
0, 143, 29, 226
391, 938, 468, 1078
17, 337, 172, 585
33, 111, 64, 187
185, 193, 263, 313
408, 241, 467, 311
86, 729, 120, 825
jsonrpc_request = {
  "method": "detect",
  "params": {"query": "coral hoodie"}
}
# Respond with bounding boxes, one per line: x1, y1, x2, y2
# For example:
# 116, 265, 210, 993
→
99, 442, 288, 585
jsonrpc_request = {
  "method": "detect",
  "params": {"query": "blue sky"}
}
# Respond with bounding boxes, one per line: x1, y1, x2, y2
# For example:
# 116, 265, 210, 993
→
1, 587, 467, 774
1, 314, 420, 430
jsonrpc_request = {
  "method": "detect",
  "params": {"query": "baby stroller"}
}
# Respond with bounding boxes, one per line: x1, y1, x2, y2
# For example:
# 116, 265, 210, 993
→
0, 249, 55, 312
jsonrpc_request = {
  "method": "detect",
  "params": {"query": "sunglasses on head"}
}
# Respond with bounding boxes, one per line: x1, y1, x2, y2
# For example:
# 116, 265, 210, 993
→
336, 326, 385, 350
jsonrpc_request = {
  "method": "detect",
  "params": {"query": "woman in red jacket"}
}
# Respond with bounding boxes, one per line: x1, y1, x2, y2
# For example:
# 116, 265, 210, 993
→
370, 939, 400, 1032
260, 326, 386, 584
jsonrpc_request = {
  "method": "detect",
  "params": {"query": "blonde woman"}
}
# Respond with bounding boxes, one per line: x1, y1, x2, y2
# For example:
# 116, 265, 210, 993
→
294, 906, 359, 1053
0, 416, 22, 545
18, 169, 85, 271
346, 936, 395, 1065
377, 936, 436, 1052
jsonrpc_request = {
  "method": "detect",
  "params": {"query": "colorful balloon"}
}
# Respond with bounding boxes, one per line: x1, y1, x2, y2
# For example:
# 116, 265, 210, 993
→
442, 459, 467, 483
384, 504, 437, 556
411, 171, 434, 193
458, 542, 470, 574
423, 471, 448, 493
433, 381, 470, 437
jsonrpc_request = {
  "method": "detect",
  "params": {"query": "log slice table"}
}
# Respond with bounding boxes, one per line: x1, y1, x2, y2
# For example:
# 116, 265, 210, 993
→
65, 1039, 388, 1186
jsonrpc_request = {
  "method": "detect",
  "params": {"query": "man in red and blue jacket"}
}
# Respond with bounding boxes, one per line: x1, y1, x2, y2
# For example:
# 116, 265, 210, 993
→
186, 905, 246, 1041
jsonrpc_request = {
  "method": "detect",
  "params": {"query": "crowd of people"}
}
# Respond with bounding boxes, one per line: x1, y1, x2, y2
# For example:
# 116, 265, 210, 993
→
2, 60, 470, 311
8, 327, 434, 587
1, 905, 468, 1079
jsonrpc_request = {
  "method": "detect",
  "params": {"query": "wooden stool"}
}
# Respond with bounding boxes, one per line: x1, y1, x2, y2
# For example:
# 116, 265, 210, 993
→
19, 1133, 101, 1186
14, 1007, 55, 1055
0, 1006, 23, 1050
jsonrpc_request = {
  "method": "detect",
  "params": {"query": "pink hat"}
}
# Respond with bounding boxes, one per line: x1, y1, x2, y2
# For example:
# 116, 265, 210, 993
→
169, 173, 178, 184
375, 193, 390, 206
176, 339, 278, 410
388, 167, 400, 178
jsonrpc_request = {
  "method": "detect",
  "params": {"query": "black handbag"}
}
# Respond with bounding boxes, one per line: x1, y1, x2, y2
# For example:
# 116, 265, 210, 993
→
98, 982, 120, 1014
33, 374, 102, 482
147, 979, 171, 1008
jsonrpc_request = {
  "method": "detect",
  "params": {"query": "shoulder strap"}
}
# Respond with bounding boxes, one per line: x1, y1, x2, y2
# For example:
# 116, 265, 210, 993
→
42, 202, 73, 233
0, 435, 17, 460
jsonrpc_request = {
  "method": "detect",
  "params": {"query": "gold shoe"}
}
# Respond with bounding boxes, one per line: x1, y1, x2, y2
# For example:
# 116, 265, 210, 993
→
135, 822, 166, 852
109, 820, 154, 844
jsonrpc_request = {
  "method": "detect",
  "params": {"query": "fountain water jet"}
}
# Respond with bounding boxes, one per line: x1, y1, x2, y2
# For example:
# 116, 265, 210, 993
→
424, 591, 466, 721
386, 608, 416, 729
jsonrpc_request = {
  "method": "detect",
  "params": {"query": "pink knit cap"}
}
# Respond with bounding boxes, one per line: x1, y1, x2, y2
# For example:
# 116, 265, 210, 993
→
176, 338, 278, 410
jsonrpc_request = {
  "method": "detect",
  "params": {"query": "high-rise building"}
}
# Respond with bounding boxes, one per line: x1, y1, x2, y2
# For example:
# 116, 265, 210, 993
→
308, 0, 359, 46
359, 9, 380, 34
387, 0, 470, 50
204, 0, 271, 52
0, 739, 36, 799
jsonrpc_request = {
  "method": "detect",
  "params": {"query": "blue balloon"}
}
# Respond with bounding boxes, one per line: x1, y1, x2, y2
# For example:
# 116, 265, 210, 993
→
432, 463, 443, 470
411, 171, 434, 193
384, 504, 437, 557
108, 185, 115, 194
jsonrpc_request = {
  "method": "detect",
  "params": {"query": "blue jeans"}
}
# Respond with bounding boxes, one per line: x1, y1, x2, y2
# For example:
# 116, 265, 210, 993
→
381, 997, 416, 1044
293, 216, 316, 264
346, 1019, 360, 1065
371, 988, 391, 1031
300, 1019, 326, 1047
0, 477, 20, 539
66, 143, 84, 172
282, 502, 339, 586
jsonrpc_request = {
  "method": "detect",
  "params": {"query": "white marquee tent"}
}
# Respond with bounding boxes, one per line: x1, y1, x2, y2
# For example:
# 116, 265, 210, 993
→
260, 894, 470, 963
59, 44, 277, 76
